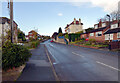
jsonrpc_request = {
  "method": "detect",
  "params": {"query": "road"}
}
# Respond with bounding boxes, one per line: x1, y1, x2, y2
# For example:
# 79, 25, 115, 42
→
44, 40, 119, 81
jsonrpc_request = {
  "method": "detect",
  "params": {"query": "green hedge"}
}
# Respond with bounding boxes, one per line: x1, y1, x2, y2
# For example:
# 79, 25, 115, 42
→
2, 42, 31, 71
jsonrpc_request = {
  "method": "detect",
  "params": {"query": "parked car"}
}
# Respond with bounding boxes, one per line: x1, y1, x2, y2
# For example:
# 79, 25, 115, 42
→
50, 40, 53, 42
17, 43, 24, 46
85, 38, 89, 41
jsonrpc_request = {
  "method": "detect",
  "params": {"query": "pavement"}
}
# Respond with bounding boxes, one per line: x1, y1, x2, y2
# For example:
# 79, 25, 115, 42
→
17, 44, 56, 81
44, 40, 119, 81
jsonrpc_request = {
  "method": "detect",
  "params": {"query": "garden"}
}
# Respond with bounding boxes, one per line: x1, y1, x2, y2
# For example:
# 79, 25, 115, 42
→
2, 41, 32, 81
70, 38, 109, 48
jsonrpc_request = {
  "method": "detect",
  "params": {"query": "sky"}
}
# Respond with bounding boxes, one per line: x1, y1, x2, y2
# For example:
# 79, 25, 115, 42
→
1, 0, 120, 36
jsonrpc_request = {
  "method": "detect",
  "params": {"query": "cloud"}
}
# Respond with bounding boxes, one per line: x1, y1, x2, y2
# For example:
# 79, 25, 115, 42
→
2, 0, 120, 12
70, 0, 120, 12
58, 13, 63, 16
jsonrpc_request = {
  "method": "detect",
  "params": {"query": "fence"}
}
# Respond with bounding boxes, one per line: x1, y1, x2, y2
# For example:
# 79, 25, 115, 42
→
110, 41, 120, 50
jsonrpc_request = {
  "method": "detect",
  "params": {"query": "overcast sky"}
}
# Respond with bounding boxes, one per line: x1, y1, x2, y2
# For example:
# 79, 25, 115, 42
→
1, 0, 120, 36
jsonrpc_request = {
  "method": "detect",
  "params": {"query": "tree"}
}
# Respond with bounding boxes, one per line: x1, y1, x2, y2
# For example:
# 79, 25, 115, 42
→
85, 27, 94, 33
18, 28, 26, 41
58, 27, 62, 33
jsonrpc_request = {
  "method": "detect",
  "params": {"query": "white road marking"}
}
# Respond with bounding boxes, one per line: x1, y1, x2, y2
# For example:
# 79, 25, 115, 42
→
49, 44, 54, 47
47, 48, 58, 64
72, 52, 84, 57
96, 61, 120, 71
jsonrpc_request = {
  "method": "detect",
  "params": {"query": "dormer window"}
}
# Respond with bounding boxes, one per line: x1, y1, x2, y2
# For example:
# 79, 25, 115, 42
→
102, 23, 106, 27
111, 23, 118, 29
94, 25, 98, 29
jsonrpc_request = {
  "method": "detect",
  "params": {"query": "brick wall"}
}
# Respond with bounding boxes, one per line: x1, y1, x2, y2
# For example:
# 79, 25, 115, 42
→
113, 33, 120, 40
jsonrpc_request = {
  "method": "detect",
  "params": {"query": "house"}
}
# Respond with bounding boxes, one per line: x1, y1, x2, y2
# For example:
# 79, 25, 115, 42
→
28, 30, 38, 40
80, 19, 110, 42
104, 20, 120, 41
25, 35, 29, 41
0, 17, 18, 43
65, 18, 83, 34
80, 33, 89, 39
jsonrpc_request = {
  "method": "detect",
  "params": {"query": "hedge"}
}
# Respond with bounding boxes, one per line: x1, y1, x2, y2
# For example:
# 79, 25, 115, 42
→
2, 42, 31, 71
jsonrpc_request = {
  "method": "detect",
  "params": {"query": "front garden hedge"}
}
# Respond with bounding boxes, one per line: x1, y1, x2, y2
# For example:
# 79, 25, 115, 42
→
2, 42, 31, 71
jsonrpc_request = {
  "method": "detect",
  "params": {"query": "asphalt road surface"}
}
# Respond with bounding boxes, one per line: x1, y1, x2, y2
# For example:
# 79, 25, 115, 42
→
44, 40, 119, 81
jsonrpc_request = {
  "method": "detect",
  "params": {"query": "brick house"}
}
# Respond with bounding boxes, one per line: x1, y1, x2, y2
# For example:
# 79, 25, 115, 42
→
28, 30, 38, 40
80, 20, 120, 42
80, 20, 110, 42
104, 20, 120, 41
65, 18, 83, 34
0, 17, 18, 43
80, 33, 89, 39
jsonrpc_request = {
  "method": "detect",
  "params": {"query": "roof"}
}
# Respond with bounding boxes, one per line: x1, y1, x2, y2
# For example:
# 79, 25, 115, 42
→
87, 27, 107, 33
0, 17, 18, 26
104, 28, 120, 34
0, 17, 10, 24
65, 20, 83, 29
29, 30, 37, 33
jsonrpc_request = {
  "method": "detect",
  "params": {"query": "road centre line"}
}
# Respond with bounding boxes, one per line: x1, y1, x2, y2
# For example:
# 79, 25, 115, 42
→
72, 52, 84, 57
96, 61, 120, 71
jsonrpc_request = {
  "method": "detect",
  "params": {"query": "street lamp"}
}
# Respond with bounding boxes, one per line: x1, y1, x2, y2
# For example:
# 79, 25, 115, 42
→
106, 14, 111, 50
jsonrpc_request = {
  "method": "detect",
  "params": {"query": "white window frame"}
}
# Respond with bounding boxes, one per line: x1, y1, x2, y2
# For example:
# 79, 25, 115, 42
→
110, 34, 113, 40
94, 25, 98, 29
96, 31, 102, 37
102, 23, 106, 27
117, 32, 120, 38
105, 34, 109, 40
111, 23, 118, 29
90, 33, 94, 36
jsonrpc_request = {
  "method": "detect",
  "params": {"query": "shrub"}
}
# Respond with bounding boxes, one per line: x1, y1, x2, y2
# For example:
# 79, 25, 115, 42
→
65, 33, 68, 39
58, 33, 63, 37
2, 42, 31, 71
31, 40, 40, 48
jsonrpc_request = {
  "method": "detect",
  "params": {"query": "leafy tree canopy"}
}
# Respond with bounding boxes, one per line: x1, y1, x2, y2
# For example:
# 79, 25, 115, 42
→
58, 27, 62, 33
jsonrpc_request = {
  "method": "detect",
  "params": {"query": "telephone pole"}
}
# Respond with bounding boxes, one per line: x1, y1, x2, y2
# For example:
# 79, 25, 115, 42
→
10, 0, 13, 43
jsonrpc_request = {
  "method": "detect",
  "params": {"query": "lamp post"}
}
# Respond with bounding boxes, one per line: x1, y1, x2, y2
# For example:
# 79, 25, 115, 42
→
106, 14, 111, 50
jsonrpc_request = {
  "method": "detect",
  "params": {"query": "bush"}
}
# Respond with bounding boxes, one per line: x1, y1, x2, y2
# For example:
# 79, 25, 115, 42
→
31, 40, 40, 48
58, 33, 63, 37
2, 42, 31, 71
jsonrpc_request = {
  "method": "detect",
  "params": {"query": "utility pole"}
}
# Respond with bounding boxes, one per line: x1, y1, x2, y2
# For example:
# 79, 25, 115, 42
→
10, 0, 13, 43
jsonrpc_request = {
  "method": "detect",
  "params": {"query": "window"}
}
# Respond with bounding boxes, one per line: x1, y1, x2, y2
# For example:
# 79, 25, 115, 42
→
105, 34, 109, 40
110, 34, 113, 40
90, 33, 94, 36
68, 29, 70, 32
105, 34, 113, 40
94, 25, 98, 29
29, 33, 32, 35
102, 23, 106, 27
117, 32, 120, 38
111, 24, 118, 29
82, 35, 84, 38
96, 31, 102, 37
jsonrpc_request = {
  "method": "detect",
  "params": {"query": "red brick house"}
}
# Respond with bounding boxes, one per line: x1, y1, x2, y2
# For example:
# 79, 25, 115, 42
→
80, 20, 120, 42
28, 30, 38, 40
80, 33, 89, 39
104, 20, 120, 41
80, 20, 110, 42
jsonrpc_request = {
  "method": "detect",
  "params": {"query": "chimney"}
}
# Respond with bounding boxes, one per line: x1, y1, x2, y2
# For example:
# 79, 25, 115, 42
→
99, 19, 102, 28
74, 18, 76, 24
79, 18, 81, 24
